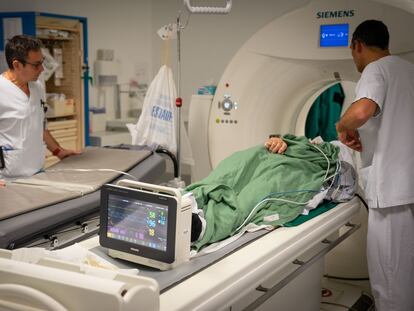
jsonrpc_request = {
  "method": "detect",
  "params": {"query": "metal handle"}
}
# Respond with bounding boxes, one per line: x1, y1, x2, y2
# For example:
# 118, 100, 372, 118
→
242, 222, 360, 310
184, 0, 232, 14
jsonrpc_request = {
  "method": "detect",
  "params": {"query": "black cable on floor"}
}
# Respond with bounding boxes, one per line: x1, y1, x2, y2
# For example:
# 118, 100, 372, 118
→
355, 193, 369, 211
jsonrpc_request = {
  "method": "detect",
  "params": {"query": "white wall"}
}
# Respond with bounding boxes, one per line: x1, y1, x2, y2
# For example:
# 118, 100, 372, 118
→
0, 0, 152, 112
2, 0, 414, 117
1, 0, 311, 120
150, 0, 309, 121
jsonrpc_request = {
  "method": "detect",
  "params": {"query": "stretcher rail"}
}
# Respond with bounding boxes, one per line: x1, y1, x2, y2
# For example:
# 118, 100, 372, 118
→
244, 222, 360, 311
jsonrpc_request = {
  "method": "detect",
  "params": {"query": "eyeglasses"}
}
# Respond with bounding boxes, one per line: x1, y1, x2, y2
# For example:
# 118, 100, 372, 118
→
21, 58, 45, 69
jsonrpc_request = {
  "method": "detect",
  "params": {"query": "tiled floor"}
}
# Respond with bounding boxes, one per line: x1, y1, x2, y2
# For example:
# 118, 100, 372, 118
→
321, 277, 373, 311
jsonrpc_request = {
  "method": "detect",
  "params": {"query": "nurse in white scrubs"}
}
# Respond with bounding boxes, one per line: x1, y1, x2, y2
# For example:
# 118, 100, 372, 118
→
336, 20, 414, 311
0, 35, 80, 180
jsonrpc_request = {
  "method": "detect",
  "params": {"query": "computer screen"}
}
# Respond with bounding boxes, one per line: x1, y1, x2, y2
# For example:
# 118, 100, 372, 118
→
319, 23, 349, 47
106, 193, 169, 252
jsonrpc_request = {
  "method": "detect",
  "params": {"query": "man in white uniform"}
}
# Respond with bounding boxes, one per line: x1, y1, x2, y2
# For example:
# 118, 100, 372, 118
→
0, 35, 80, 180
336, 20, 414, 311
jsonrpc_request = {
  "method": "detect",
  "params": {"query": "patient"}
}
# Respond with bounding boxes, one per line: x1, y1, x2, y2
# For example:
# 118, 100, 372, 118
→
264, 135, 288, 154
189, 134, 357, 251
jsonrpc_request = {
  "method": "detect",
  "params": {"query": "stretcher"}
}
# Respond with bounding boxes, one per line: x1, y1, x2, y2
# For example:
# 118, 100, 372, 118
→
0, 196, 361, 311
0, 146, 165, 250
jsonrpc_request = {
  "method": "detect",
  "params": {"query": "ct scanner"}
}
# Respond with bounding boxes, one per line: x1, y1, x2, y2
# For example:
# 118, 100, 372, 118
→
184, 0, 414, 309
206, 0, 414, 169
2, 0, 414, 310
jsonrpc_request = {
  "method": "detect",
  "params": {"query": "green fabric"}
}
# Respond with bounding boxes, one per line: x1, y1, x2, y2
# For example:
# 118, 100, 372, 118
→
283, 201, 337, 227
305, 83, 344, 142
186, 135, 339, 250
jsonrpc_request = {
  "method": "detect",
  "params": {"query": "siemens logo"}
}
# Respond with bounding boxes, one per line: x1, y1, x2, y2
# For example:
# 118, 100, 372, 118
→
317, 10, 355, 19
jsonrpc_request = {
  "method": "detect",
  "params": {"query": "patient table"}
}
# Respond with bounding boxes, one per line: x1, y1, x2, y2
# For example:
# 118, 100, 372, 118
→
0, 145, 361, 311
0, 146, 165, 250
158, 198, 360, 310
0, 197, 360, 311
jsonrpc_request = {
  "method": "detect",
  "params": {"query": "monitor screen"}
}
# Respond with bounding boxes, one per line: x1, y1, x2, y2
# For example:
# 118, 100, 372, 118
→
106, 193, 169, 252
319, 23, 349, 47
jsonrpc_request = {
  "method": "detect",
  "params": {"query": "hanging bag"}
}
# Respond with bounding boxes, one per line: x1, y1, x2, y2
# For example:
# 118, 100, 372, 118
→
127, 64, 177, 153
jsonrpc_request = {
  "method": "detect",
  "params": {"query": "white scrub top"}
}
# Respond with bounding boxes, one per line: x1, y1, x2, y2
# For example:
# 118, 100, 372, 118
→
0, 75, 46, 179
355, 55, 414, 208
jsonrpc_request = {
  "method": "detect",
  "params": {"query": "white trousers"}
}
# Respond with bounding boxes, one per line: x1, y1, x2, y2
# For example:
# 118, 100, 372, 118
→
367, 204, 414, 311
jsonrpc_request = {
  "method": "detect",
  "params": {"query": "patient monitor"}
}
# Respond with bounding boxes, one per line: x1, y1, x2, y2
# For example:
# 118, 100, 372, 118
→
99, 180, 192, 270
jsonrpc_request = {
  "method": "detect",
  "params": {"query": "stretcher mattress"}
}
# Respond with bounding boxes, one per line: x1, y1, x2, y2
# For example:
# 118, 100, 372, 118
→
0, 146, 165, 249
0, 147, 152, 221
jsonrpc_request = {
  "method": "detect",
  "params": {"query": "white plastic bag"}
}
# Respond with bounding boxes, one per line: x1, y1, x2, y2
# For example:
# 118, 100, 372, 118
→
127, 65, 177, 153
127, 65, 194, 168
39, 48, 59, 82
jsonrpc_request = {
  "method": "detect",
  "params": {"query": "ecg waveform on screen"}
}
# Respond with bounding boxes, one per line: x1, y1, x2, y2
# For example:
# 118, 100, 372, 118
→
106, 195, 168, 251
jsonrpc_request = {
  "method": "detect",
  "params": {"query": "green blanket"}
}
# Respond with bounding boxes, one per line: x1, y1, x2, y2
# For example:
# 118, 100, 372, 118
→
305, 83, 344, 142
283, 201, 337, 227
186, 135, 339, 250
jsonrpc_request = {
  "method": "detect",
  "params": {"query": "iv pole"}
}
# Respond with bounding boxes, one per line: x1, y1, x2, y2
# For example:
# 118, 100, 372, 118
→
172, 0, 232, 187
175, 13, 183, 183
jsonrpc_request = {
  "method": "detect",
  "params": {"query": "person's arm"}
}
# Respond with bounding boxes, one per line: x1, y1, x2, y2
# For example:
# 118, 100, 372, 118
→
336, 98, 378, 152
264, 136, 287, 154
44, 129, 81, 159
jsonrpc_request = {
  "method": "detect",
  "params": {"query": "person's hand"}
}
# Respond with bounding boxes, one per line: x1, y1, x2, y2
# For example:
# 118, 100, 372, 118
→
264, 137, 287, 154
337, 127, 362, 152
56, 148, 82, 160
